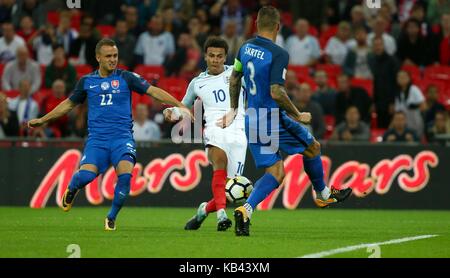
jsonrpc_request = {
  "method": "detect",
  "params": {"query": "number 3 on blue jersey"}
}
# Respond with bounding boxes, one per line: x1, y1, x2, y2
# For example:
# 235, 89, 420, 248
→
247, 61, 257, 95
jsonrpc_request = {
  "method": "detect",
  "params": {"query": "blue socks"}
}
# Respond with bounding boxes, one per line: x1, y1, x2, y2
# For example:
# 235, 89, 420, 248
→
303, 155, 326, 192
68, 170, 97, 192
246, 173, 279, 210
107, 173, 132, 220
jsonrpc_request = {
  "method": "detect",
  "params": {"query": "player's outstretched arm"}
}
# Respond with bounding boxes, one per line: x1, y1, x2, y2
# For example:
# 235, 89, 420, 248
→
146, 86, 194, 122
270, 84, 311, 124
28, 99, 77, 128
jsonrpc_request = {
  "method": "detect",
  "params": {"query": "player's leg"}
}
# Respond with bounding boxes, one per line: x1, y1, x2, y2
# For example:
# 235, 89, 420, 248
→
234, 141, 284, 236
302, 140, 352, 208
62, 164, 98, 212
105, 157, 134, 231
184, 145, 229, 230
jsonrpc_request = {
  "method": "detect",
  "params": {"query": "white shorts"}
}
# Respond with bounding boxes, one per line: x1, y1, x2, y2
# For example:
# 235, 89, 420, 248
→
204, 126, 247, 178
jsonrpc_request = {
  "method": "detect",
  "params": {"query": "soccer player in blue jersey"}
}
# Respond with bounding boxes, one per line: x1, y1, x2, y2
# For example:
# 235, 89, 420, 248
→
28, 39, 192, 231
219, 6, 352, 236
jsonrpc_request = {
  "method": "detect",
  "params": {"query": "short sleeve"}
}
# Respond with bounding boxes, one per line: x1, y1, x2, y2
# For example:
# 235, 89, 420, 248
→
270, 50, 289, 85
410, 85, 425, 104
181, 79, 198, 108
68, 77, 87, 104
233, 46, 244, 72
123, 71, 151, 95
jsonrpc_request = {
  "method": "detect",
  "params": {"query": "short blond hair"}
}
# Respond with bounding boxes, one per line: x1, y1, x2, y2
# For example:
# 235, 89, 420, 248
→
256, 6, 280, 32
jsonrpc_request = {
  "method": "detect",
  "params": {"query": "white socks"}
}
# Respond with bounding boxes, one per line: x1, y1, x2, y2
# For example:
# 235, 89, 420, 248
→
316, 187, 331, 201
217, 208, 227, 221
243, 203, 253, 219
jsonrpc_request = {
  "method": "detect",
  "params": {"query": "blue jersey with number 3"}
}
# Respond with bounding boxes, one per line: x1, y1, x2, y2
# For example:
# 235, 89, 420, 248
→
69, 69, 150, 140
235, 36, 289, 130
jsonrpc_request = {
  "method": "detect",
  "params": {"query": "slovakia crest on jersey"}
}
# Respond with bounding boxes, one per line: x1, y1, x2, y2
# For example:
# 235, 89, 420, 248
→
111, 80, 120, 89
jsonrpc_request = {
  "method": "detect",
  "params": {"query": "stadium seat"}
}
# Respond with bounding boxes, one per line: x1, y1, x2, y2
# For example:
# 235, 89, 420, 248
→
323, 115, 336, 139
350, 78, 373, 97
157, 77, 188, 101
74, 64, 93, 80
46, 11, 59, 26
370, 128, 386, 143
319, 25, 338, 49
134, 65, 165, 83
417, 79, 447, 104
423, 65, 450, 81
288, 65, 310, 79
298, 75, 317, 90
315, 64, 342, 82
97, 25, 115, 38
401, 65, 421, 82
0, 63, 4, 87
281, 12, 293, 29
4, 90, 19, 98
117, 64, 129, 71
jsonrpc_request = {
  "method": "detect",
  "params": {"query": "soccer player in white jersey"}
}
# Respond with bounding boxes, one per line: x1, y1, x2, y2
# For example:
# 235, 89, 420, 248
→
164, 37, 247, 231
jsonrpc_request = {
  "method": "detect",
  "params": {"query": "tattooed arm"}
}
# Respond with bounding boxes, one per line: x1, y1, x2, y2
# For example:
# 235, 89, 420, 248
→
271, 84, 311, 124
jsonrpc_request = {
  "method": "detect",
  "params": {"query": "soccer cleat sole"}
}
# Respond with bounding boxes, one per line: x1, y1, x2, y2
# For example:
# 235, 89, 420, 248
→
104, 218, 116, 231
217, 219, 232, 231
61, 189, 78, 212
234, 209, 249, 236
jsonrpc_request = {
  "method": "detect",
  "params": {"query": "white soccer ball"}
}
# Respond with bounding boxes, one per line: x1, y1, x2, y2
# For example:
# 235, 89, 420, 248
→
225, 176, 253, 205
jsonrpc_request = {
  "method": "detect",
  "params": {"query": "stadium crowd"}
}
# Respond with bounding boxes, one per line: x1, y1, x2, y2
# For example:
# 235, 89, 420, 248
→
0, 0, 449, 144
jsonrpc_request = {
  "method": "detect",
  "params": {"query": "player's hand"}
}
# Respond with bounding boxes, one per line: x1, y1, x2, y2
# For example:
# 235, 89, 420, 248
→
27, 118, 45, 128
163, 108, 180, 123
216, 109, 237, 129
178, 107, 195, 122
297, 112, 312, 124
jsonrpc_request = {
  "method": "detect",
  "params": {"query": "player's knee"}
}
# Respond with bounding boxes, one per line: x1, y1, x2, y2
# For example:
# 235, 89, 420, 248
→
268, 162, 285, 183
211, 157, 227, 170
77, 170, 97, 185
306, 140, 321, 158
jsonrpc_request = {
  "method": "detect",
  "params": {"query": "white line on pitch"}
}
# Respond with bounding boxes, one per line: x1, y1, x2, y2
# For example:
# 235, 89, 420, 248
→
299, 234, 439, 258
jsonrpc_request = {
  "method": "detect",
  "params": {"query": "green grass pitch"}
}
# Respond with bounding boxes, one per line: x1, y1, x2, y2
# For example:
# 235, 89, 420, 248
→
0, 207, 449, 258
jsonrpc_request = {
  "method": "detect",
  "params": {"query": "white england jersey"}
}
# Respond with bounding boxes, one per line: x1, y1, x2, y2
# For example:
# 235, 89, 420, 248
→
181, 65, 247, 177
182, 65, 245, 129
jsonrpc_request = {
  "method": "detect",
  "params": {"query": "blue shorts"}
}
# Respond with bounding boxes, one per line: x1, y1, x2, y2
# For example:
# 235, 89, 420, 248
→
246, 112, 314, 169
80, 136, 137, 174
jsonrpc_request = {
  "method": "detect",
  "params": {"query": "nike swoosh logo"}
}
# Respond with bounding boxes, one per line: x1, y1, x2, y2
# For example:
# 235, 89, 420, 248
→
89, 85, 99, 89
199, 84, 206, 89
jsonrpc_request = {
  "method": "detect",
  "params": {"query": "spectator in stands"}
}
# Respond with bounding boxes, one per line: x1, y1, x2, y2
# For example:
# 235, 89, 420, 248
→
135, 15, 176, 66
160, 6, 185, 40
335, 73, 372, 124
0, 92, 19, 138
7, 79, 39, 136
133, 103, 161, 141
112, 19, 136, 69
383, 111, 419, 142
426, 110, 450, 144
424, 84, 446, 127
2, 46, 41, 94
350, 5, 371, 32
286, 19, 321, 66
164, 32, 201, 79
438, 13, 450, 65
410, 2, 433, 39
195, 8, 211, 37
187, 16, 208, 52
397, 0, 418, 24
291, 83, 325, 139
67, 102, 87, 138
0, 22, 26, 63
80, 14, 101, 41
367, 16, 397, 56
221, 20, 245, 65
56, 10, 78, 54
12, 0, 45, 28
285, 69, 300, 92
368, 37, 399, 128
330, 105, 370, 142
343, 27, 372, 79
69, 23, 99, 69
394, 70, 426, 139
324, 21, 353, 66
17, 16, 36, 54
41, 79, 68, 137
45, 45, 76, 93
28, 24, 57, 66
123, 5, 144, 38
0, 0, 15, 24
157, 0, 194, 24
210, 0, 252, 37
311, 70, 337, 116
396, 18, 432, 67
427, 0, 450, 25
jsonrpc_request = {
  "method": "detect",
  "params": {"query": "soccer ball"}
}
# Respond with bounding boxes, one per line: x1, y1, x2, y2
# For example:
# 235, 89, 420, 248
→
225, 176, 253, 205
